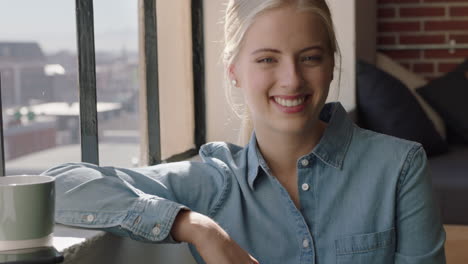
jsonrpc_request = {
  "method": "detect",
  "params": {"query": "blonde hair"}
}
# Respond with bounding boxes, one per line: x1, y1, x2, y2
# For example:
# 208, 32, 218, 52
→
222, 0, 341, 145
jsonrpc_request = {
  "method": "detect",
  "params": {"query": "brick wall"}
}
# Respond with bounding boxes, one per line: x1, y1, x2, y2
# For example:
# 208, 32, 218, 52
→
377, 0, 468, 79
4, 123, 56, 161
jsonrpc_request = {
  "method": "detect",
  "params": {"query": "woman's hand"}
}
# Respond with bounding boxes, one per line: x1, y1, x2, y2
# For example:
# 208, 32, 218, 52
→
171, 210, 259, 264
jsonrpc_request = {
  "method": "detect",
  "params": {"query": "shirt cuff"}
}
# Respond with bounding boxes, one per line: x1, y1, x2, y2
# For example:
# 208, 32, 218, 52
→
121, 197, 188, 243
55, 196, 188, 243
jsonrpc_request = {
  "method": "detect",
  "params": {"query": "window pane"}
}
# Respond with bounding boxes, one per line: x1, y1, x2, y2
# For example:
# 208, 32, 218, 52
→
0, 0, 80, 175
94, 0, 141, 167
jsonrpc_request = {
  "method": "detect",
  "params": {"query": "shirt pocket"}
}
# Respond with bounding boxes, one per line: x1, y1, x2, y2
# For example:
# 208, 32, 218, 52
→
335, 228, 395, 264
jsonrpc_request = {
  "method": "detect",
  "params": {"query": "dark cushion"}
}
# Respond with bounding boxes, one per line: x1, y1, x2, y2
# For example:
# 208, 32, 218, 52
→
357, 60, 448, 156
429, 145, 468, 188
416, 59, 468, 144
429, 145, 468, 224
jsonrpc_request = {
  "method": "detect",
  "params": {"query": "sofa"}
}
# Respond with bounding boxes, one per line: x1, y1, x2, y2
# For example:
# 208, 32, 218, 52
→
356, 54, 468, 225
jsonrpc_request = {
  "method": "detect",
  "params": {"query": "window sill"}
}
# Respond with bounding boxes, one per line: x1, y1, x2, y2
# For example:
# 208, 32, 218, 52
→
53, 225, 197, 263
53, 224, 104, 253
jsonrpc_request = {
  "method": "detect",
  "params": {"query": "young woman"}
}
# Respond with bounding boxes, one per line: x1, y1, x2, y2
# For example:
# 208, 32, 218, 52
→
44, 0, 446, 263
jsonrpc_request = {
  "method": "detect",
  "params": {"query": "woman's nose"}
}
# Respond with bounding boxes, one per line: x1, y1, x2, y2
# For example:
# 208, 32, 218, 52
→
279, 61, 303, 89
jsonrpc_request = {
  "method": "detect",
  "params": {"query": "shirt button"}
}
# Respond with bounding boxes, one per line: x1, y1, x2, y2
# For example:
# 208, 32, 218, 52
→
301, 183, 310, 191
301, 159, 309, 167
86, 214, 95, 222
302, 239, 310, 248
152, 224, 161, 235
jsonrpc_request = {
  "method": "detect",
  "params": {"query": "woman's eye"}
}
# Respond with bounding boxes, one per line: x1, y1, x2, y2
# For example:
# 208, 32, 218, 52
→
301, 56, 322, 64
257, 57, 275, 64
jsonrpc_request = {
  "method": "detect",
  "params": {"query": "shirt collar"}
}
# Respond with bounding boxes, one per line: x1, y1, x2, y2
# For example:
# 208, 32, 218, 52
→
246, 102, 354, 190
311, 102, 354, 169
247, 133, 261, 188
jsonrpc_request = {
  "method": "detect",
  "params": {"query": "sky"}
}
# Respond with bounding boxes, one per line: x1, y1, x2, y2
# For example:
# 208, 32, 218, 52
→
0, 0, 139, 54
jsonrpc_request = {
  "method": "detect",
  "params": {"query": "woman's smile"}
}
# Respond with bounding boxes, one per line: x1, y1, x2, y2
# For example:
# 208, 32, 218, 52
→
271, 94, 311, 114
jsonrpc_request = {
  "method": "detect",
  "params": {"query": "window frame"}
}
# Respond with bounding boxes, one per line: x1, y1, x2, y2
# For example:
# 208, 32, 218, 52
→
0, 0, 206, 175
0, 73, 5, 176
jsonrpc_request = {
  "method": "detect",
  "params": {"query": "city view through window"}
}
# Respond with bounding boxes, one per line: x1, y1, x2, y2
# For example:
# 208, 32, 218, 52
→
0, 0, 140, 174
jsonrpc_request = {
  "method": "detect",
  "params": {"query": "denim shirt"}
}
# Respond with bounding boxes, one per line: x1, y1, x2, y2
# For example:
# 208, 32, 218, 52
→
43, 102, 446, 264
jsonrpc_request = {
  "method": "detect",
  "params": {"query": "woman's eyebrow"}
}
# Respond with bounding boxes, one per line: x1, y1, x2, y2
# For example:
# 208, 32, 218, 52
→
299, 45, 324, 53
251, 45, 324, 55
251, 48, 281, 55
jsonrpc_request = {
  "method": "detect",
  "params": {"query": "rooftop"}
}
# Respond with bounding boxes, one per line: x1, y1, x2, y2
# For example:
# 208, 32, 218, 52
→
0, 42, 45, 60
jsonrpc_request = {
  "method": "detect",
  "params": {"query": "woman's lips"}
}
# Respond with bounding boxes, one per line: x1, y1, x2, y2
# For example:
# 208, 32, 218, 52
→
271, 95, 310, 114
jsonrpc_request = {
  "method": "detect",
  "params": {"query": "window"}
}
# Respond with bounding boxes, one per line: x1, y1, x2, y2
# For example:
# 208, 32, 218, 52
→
0, 0, 80, 175
0, 0, 206, 175
93, 0, 141, 167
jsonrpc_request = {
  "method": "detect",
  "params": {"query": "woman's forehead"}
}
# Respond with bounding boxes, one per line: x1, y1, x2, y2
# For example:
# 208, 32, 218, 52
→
242, 6, 328, 52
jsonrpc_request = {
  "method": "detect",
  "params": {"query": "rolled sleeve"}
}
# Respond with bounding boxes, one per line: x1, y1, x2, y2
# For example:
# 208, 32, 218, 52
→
55, 197, 187, 243
121, 197, 187, 243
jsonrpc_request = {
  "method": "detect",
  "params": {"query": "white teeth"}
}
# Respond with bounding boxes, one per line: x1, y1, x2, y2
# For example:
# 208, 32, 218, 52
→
274, 96, 305, 107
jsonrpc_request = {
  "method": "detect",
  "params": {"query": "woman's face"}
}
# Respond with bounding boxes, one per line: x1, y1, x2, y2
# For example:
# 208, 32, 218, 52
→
231, 5, 334, 136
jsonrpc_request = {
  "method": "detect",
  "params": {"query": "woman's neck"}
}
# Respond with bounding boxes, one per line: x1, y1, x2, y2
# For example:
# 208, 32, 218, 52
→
255, 120, 327, 178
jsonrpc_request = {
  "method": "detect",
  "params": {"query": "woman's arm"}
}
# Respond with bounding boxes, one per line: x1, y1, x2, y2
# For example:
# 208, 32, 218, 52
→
44, 161, 259, 263
171, 210, 259, 264
42, 161, 227, 243
395, 145, 446, 263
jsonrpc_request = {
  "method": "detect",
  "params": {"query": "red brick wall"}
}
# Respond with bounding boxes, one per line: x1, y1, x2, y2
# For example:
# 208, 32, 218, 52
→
377, 0, 468, 79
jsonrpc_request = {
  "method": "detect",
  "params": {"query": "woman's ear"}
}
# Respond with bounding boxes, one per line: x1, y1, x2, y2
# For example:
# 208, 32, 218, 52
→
228, 64, 239, 87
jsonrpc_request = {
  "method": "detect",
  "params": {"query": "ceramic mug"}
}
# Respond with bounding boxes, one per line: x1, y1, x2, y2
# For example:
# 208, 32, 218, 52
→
0, 175, 55, 251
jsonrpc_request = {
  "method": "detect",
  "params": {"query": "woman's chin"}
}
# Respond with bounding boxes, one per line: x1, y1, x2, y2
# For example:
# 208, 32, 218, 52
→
269, 119, 317, 136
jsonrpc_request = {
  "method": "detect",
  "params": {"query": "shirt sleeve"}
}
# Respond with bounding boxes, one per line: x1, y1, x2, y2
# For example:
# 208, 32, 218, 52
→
41, 160, 228, 243
394, 145, 446, 264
